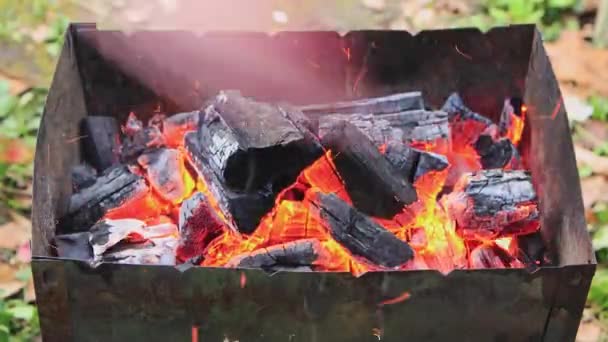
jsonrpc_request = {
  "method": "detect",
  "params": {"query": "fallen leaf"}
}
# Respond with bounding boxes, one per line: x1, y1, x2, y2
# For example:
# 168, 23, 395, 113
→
581, 176, 608, 208
575, 145, 608, 175
24, 279, 36, 303
16, 241, 31, 263
564, 94, 593, 122
0, 263, 25, 299
547, 31, 608, 98
0, 211, 31, 250
577, 320, 602, 342
0, 137, 34, 164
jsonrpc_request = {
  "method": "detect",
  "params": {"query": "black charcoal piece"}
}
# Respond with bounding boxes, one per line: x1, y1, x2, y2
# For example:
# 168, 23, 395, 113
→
444, 170, 540, 239
71, 164, 97, 191
321, 121, 417, 218
57, 166, 148, 233
80, 116, 120, 171
299, 91, 424, 118
177, 192, 225, 261
441, 92, 493, 126
469, 244, 518, 269
121, 125, 165, 161
137, 148, 192, 204
318, 110, 449, 146
311, 192, 414, 268
185, 132, 274, 234
227, 239, 321, 270
383, 142, 449, 183
197, 90, 322, 192
475, 135, 521, 169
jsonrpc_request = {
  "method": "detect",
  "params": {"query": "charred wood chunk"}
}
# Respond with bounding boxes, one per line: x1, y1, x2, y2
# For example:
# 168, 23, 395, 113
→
137, 148, 194, 204
197, 91, 322, 192
185, 132, 274, 234
441, 92, 493, 126
517, 232, 548, 267
54, 232, 92, 260
318, 110, 449, 146
321, 121, 417, 218
162, 110, 200, 146
58, 166, 148, 233
100, 237, 178, 265
227, 239, 321, 270
475, 135, 521, 169
416, 151, 449, 180
299, 91, 424, 118
444, 170, 540, 239
71, 164, 97, 191
89, 218, 177, 265
383, 142, 449, 183
80, 116, 120, 171
469, 243, 521, 269
177, 192, 225, 261
311, 192, 414, 268
121, 125, 165, 161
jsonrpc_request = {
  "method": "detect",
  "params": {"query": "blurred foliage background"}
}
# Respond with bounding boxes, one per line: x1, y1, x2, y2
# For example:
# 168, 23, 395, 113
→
1, 0, 608, 340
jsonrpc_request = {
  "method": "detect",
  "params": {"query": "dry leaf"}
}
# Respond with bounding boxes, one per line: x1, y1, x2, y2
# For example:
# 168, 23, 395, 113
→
577, 320, 603, 342
581, 175, 608, 208
0, 137, 34, 164
546, 31, 608, 98
575, 145, 608, 175
0, 263, 25, 299
0, 211, 31, 250
24, 278, 36, 302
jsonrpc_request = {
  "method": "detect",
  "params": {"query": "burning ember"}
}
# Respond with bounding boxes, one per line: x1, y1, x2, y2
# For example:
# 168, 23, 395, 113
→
56, 90, 541, 275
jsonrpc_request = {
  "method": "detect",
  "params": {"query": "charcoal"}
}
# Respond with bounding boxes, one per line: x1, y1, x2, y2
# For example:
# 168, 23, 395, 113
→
162, 110, 199, 146
311, 192, 414, 268
137, 148, 194, 204
444, 170, 540, 239
197, 90, 322, 192
57, 166, 148, 233
123, 112, 144, 136
321, 121, 417, 218
475, 135, 521, 169
89, 218, 177, 259
177, 192, 225, 261
517, 232, 547, 267
469, 244, 520, 269
185, 132, 274, 234
80, 116, 120, 171
299, 91, 424, 118
416, 151, 449, 179
121, 125, 165, 161
71, 164, 97, 191
441, 93, 493, 126
318, 110, 449, 146
226, 239, 321, 270
54, 232, 92, 260
383, 142, 449, 183
100, 237, 178, 265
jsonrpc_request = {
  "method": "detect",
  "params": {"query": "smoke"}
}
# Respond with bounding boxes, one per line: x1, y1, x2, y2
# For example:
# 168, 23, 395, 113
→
82, 0, 346, 112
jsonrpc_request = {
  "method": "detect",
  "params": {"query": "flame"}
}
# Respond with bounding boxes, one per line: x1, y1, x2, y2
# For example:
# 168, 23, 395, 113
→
103, 97, 537, 274
506, 112, 525, 146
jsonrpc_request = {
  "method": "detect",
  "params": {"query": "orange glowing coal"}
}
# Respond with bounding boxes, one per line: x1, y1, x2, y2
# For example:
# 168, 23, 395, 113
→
104, 99, 536, 275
